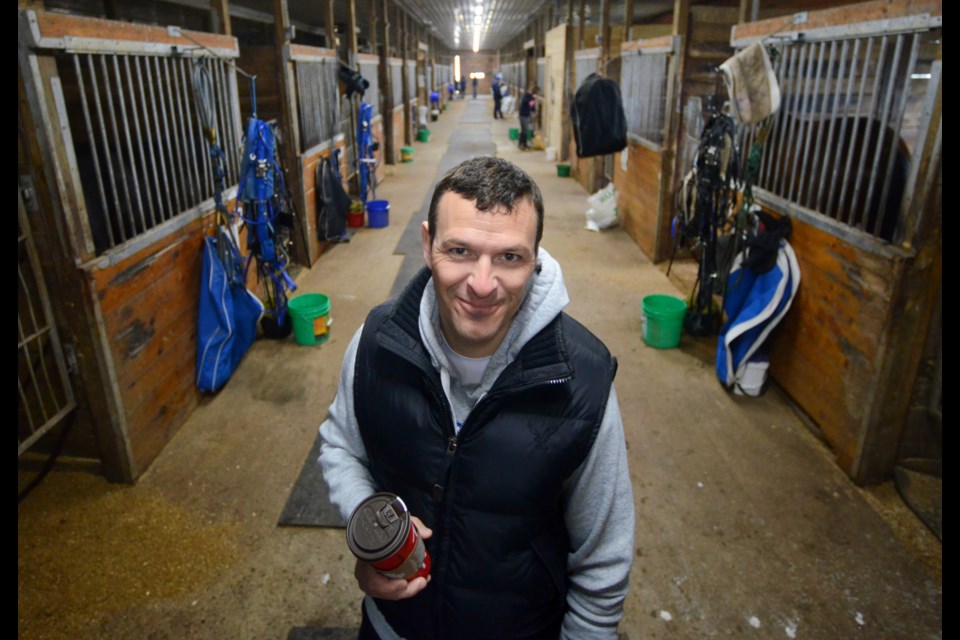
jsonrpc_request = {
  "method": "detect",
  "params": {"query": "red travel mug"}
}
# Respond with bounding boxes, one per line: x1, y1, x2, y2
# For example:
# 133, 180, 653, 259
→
346, 493, 431, 581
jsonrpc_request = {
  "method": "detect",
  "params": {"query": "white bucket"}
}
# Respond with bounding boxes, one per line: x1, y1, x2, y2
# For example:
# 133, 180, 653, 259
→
545, 146, 557, 162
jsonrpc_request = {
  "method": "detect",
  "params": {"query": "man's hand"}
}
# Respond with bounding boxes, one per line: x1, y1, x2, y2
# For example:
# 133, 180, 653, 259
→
354, 516, 432, 600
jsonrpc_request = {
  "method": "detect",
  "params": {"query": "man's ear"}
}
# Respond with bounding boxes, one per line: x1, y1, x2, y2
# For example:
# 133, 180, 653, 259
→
421, 221, 432, 269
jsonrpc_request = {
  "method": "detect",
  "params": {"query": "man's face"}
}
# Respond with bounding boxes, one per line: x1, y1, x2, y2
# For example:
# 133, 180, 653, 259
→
422, 192, 539, 358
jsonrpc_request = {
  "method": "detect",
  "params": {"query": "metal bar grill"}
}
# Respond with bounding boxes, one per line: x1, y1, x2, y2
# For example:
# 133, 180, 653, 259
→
406, 60, 417, 100
391, 63, 404, 107
66, 50, 241, 255
575, 54, 598, 88
18, 191, 76, 456
360, 61, 380, 116
742, 24, 937, 244
294, 57, 340, 152
621, 51, 668, 145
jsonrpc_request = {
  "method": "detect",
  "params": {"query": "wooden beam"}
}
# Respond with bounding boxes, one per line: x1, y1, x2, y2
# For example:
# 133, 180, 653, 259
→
656, 0, 691, 262
401, 9, 412, 146
378, 0, 394, 164
27, 11, 237, 53
733, 0, 941, 43
600, 0, 611, 70
104, 0, 120, 21
562, 0, 575, 162
211, 0, 231, 36
347, 0, 361, 195
323, 0, 336, 51
368, 0, 378, 53
623, 0, 635, 42
347, 0, 359, 66
272, 0, 307, 266
578, 0, 586, 49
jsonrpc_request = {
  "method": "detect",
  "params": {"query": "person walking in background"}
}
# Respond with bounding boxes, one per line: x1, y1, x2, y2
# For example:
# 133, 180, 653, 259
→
492, 74, 504, 119
518, 84, 538, 150
471, 75, 478, 99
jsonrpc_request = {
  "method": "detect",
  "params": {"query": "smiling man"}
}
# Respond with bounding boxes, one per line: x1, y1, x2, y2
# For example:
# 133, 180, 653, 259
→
319, 157, 634, 640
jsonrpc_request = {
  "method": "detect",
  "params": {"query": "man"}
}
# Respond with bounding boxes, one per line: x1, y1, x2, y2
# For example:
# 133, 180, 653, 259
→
492, 74, 504, 119
319, 157, 634, 640
518, 85, 538, 150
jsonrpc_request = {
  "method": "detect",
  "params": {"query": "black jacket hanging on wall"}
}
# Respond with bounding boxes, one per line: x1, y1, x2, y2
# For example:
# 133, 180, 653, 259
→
571, 73, 628, 158
316, 153, 351, 242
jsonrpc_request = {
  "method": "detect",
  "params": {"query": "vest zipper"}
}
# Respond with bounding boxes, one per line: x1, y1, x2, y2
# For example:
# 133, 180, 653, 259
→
455, 375, 571, 443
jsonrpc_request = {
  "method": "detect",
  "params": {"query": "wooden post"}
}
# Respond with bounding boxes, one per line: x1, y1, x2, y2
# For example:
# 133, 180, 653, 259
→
600, 0, 611, 71
347, 0, 361, 194
104, 0, 120, 20
323, 0, 336, 51
272, 0, 308, 265
623, 0, 634, 42
578, 0, 586, 49
378, 0, 394, 164
561, 0, 575, 162
738, 0, 760, 24
347, 0, 359, 66
210, 0, 231, 36
369, 0, 378, 53
17, 45, 134, 482
653, 0, 691, 262
400, 9, 412, 146
852, 42, 942, 483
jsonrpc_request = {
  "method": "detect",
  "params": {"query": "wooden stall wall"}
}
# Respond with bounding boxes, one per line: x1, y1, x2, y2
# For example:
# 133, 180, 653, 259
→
372, 116, 386, 184
301, 137, 350, 264
237, 46, 281, 123
391, 105, 405, 164
18, 10, 243, 480
544, 24, 567, 154
19, 62, 113, 469
91, 216, 208, 474
734, 1, 942, 482
614, 141, 662, 259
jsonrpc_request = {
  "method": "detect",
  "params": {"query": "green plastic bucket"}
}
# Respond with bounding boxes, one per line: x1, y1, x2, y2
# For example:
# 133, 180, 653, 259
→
401, 146, 414, 162
556, 163, 571, 177
508, 127, 519, 141
288, 293, 331, 346
418, 129, 430, 142
641, 294, 686, 349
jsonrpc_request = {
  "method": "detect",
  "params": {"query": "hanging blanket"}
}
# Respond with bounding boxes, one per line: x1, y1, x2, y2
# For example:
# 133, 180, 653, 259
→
719, 42, 781, 125
196, 232, 263, 393
716, 238, 800, 393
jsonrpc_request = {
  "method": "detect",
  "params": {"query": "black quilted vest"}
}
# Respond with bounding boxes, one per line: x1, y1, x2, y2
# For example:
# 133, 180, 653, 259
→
354, 268, 617, 640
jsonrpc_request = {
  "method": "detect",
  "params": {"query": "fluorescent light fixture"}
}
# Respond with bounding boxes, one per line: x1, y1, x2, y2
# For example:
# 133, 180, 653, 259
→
473, 31, 480, 52
473, 15, 482, 25
454, 55, 461, 82
473, 5, 483, 15
911, 73, 932, 79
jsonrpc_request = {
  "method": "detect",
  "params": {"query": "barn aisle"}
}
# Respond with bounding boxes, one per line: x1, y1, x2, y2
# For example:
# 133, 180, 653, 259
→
18, 96, 941, 640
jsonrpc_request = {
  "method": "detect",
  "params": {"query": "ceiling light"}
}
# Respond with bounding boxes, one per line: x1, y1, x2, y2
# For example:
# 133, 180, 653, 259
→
473, 5, 483, 15
473, 15, 482, 25
473, 31, 480, 52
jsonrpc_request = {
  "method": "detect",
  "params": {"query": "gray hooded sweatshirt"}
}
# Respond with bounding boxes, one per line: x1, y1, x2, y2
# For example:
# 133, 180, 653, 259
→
319, 248, 635, 639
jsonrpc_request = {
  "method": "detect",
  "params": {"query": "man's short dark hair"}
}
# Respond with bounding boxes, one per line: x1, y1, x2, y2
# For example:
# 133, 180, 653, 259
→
427, 157, 544, 246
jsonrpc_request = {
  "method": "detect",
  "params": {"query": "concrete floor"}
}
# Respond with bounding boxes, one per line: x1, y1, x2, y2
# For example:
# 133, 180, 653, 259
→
18, 97, 941, 640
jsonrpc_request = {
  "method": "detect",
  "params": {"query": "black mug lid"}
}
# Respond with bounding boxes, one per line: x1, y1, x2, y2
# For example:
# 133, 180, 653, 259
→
346, 492, 410, 562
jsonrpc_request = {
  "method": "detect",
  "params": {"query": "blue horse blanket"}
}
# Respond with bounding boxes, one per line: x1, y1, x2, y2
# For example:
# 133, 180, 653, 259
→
717, 239, 800, 391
